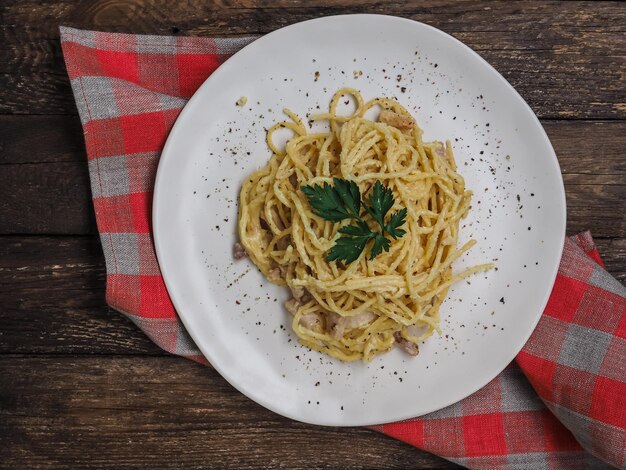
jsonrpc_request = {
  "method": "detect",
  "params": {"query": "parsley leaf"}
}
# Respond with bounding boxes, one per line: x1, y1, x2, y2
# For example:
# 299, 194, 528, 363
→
365, 180, 394, 229
300, 182, 349, 222
385, 208, 407, 239
327, 220, 375, 263
370, 233, 391, 259
301, 178, 407, 264
332, 178, 361, 219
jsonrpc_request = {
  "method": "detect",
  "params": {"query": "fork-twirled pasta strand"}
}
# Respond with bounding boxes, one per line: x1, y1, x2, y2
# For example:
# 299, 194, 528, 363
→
238, 88, 493, 362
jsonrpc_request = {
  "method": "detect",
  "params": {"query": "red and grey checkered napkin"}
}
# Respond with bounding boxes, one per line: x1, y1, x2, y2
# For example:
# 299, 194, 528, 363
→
60, 26, 626, 469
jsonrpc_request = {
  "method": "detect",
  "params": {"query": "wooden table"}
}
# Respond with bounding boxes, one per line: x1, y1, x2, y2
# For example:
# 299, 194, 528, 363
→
1, 1, 624, 468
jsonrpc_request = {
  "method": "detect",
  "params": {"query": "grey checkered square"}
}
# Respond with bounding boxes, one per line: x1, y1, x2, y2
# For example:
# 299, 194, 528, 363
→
128, 315, 179, 353
214, 36, 258, 54
506, 452, 548, 470
101, 233, 139, 275
558, 324, 612, 373
598, 336, 626, 382
559, 237, 595, 282
423, 398, 463, 419
463, 456, 507, 468
60, 26, 96, 47
159, 94, 187, 110
590, 264, 626, 297
72, 76, 120, 121
176, 324, 201, 355
88, 154, 129, 197
136, 35, 178, 54
500, 367, 544, 412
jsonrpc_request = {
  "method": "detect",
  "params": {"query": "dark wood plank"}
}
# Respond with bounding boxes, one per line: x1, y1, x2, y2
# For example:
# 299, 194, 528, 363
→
0, 0, 624, 118
1, 235, 624, 355
0, 355, 458, 469
0, 162, 96, 234
0, 236, 161, 355
0, 115, 84, 164
1, 119, 624, 236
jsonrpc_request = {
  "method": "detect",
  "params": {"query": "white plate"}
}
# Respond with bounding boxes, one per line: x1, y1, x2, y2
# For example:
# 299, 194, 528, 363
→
153, 14, 565, 426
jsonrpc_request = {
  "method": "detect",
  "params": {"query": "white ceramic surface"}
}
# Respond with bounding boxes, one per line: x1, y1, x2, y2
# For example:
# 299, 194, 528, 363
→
153, 15, 566, 426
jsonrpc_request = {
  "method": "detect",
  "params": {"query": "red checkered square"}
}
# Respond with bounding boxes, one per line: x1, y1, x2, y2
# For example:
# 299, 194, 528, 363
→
613, 301, 626, 340
381, 420, 425, 448
129, 192, 152, 233
137, 53, 181, 95
553, 365, 597, 416
139, 275, 176, 318
96, 49, 139, 83
120, 112, 167, 154
590, 376, 626, 428
502, 411, 547, 453
542, 409, 581, 451
83, 118, 125, 159
127, 151, 159, 195
62, 42, 103, 79
176, 53, 221, 97
598, 336, 626, 382
516, 351, 557, 401
93, 195, 134, 233
424, 417, 466, 457
106, 273, 141, 314
572, 286, 624, 333
544, 275, 587, 322
463, 414, 507, 457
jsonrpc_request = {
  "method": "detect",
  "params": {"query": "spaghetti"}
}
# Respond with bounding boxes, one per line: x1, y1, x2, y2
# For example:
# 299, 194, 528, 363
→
238, 88, 492, 362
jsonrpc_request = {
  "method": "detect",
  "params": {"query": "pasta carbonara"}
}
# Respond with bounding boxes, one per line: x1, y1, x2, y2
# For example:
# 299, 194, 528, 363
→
237, 88, 492, 362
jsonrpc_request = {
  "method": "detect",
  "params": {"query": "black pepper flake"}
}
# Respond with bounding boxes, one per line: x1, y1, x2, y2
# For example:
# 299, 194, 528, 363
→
315, 381, 320, 386
500, 297, 505, 304
400, 87, 406, 93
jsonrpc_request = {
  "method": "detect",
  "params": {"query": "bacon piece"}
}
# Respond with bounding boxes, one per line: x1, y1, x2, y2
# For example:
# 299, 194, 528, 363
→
379, 110, 415, 130
233, 242, 247, 259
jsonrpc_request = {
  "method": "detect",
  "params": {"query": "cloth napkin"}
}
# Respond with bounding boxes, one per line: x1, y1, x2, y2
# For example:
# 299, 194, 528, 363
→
60, 26, 626, 469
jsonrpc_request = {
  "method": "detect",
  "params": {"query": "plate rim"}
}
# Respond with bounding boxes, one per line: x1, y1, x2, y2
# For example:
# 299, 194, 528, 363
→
153, 13, 566, 426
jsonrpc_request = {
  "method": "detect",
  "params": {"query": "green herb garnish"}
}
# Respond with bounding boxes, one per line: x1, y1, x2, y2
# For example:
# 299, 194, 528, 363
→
301, 178, 407, 264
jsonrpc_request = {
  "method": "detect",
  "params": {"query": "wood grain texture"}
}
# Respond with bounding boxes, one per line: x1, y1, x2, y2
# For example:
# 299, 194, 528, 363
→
0, 162, 95, 234
0, 115, 84, 164
1, 0, 625, 117
0, 355, 458, 469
